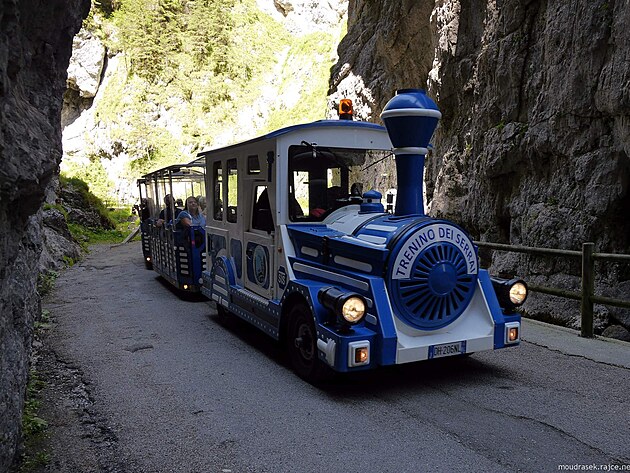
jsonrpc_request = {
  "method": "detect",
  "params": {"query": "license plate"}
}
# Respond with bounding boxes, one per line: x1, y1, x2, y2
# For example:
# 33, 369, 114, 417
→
428, 341, 466, 359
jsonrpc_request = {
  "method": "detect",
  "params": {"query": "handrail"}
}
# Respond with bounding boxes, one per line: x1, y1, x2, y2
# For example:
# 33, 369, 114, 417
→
474, 241, 630, 338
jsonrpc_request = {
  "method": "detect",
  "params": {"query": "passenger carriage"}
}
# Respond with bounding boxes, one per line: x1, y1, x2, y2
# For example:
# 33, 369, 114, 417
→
199, 89, 528, 381
137, 162, 207, 292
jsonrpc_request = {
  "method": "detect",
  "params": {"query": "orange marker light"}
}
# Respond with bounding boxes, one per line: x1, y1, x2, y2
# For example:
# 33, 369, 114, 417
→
508, 327, 519, 342
355, 347, 369, 364
339, 99, 353, 120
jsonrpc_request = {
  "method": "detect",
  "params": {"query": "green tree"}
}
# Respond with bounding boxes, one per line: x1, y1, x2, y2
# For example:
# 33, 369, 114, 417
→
115, 0, 185, 81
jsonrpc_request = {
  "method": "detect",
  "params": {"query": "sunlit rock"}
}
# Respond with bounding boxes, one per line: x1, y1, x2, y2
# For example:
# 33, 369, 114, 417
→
67, 28, 106, 98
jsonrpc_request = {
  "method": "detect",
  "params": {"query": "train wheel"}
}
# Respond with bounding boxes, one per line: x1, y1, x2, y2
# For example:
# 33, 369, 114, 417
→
286, 303, 330, 382
216, 303, 230, 320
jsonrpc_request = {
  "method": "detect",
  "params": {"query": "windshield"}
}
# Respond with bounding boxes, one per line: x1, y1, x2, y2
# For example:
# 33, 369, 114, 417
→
288, 144, 395, 222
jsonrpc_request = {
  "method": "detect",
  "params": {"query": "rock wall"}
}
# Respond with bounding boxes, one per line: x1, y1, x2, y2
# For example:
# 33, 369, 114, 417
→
329, 0, 630, 332
257, 0, 347, 35
0, 0, 89, 469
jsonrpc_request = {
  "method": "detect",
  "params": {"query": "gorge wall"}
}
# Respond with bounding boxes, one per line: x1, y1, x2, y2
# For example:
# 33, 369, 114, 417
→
330, 0, 630, 333
0, 0, 89, 469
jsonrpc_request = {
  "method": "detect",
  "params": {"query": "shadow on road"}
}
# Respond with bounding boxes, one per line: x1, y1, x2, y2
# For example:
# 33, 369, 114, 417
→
319, 355, 511, 398
205, 307, 515, 398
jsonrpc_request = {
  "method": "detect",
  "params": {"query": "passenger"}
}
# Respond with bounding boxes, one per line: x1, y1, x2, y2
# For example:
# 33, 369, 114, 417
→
176, 195, 206, 227
156, 194, 182, 227
133, 198, 151, 221
197, 195, 207, 217
350, 183, 363, 203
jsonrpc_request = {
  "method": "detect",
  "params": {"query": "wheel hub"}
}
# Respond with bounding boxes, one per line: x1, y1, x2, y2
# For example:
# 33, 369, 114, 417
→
296, 324, 314, 360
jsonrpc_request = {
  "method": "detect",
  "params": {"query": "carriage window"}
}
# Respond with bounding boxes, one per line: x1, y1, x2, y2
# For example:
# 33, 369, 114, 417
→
291, 172, 308, 217
213, 161, 223, 221
288, 145, 394, 222
226, 159, 238, 223
247, 155, 261, 174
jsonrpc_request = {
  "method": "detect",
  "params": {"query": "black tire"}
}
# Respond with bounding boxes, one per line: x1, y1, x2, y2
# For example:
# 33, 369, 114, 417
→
216, 303, 230, 320
144, 261, 153, 270
286, 303, 330, 383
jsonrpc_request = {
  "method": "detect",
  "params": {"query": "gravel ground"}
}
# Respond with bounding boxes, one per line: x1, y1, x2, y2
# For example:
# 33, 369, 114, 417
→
17, 241, 630, 473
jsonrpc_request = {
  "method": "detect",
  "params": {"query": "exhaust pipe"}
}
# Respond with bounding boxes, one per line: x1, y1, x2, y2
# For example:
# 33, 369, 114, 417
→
380, 89, 441, 216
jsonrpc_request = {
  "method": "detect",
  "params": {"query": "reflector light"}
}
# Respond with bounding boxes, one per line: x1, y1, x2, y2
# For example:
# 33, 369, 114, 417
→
348, 341, 370, 367
508, 327, 519, 342
505, 322, 520, 344
339, 99, 353, 120
355, 347, 369, 364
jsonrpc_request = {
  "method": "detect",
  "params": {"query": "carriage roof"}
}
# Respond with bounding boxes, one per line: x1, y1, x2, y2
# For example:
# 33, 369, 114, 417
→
191, 120, 387, 165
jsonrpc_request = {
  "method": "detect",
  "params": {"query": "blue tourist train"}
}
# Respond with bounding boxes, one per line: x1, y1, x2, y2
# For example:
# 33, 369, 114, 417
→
193, 89, 528, 381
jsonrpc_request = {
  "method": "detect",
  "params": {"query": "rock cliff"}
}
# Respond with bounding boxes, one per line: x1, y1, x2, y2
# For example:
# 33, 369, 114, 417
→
329, 0, 630, 333
0, 0, 89, 469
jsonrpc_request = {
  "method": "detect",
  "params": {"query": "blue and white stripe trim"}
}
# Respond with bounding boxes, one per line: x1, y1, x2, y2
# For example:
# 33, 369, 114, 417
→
380, 108, 442, 119
393, 147, 429, 155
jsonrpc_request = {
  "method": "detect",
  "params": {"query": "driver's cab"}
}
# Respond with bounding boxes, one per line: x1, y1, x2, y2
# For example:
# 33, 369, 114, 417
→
287, 143, 380, 222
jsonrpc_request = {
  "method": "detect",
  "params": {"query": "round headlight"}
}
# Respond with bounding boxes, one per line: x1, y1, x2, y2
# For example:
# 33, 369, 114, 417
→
341, 296, 366, 323
509, 282, 528, 305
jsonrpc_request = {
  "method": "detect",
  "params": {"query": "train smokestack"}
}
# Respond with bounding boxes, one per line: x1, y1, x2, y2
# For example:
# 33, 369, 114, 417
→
380, 89, 441, 216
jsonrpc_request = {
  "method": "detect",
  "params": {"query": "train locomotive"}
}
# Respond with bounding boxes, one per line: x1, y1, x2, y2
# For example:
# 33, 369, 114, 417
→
199, 88, 528, 381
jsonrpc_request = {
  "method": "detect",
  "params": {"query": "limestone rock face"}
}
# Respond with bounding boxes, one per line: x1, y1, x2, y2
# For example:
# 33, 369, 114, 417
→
257, 0, 348, 35
66, 28, 106, 99
40, 208, 82, 271
0, 0, 89, 469
328, 0, 436, 118
329, 0, 630, 330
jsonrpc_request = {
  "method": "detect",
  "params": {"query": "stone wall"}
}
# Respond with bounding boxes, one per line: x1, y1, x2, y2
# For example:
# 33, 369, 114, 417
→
329, 0, 630, 332
0, 0, 89, 469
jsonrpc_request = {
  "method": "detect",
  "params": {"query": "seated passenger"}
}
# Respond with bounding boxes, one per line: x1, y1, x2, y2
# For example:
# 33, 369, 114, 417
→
133, 198, 151, 221
197, 195, 207, 218
351, 182, 363, 197
176, 195, 206, 227
156, 194, 182, 227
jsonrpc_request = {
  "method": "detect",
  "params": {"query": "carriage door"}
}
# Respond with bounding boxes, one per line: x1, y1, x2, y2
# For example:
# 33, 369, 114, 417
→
243, 155, 275, 300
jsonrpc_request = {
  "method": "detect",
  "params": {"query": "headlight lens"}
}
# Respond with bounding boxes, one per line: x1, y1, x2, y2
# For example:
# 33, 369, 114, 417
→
490, 277, 528, 311
342, 297, 366, 323
318, 287, 367, 325
509, 282, 527, 305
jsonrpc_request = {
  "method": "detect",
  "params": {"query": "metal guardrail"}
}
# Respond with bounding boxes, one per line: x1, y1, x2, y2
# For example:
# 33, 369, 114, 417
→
474, 241, 630, 338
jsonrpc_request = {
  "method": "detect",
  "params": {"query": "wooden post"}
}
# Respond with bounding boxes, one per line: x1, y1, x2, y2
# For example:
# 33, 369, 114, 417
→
581, 242, 594, 338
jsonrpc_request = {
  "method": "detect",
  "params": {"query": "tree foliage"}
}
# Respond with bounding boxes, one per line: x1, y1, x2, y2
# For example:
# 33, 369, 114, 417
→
114, 0, 235, 82
82, 0, 341, 204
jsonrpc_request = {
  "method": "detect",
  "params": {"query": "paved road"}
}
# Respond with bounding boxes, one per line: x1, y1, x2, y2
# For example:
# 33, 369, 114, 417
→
40, 241, 630, 473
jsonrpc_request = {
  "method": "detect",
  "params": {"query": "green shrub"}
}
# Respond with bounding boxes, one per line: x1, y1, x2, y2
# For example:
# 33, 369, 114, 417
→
42, 203, 68, 217
37, 270, 58, 297
59, 174, 116, 229
19, 370, 50, 472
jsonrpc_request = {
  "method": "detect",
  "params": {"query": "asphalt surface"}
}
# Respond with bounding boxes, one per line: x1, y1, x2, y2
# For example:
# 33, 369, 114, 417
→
39, 241, 630, 473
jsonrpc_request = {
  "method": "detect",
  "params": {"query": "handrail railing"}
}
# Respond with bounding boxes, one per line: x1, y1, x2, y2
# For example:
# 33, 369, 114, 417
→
474, 241, 630, 338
